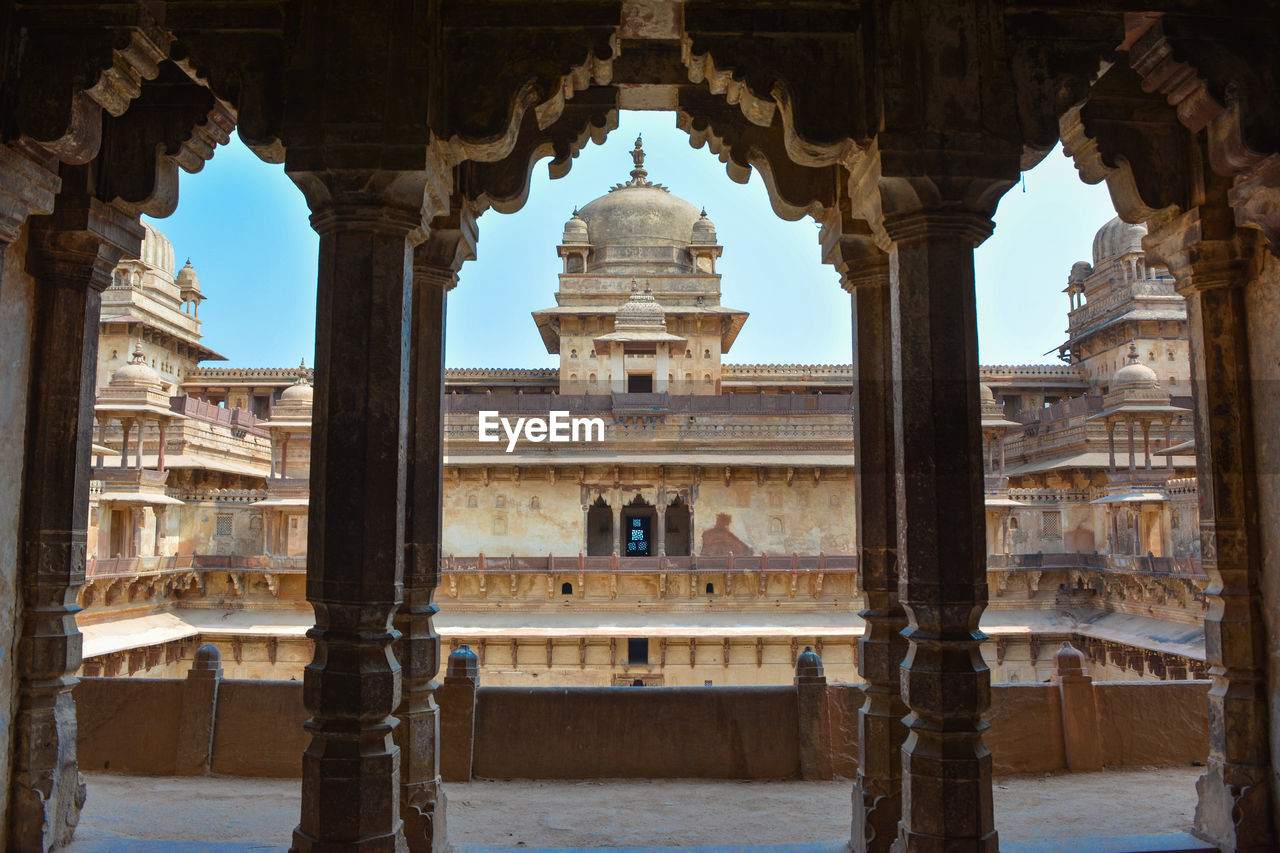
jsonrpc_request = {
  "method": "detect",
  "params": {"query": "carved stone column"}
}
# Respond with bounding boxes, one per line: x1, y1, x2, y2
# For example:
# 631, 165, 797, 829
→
824, 211, 907, 853
287, 169, 427, 853
884, 209, 998, 853
1147, 211, 1275, 852
16, 175, 142, 852
395, 205, 474, 853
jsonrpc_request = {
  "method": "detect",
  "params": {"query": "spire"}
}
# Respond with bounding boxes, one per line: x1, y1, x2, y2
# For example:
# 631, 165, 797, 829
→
130, 342, 146, 364
626, 135, 652, 187
1126, 341, 1139, 364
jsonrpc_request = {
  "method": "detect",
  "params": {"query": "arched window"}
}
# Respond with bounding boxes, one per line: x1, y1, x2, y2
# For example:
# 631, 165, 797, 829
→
570, 348, 578, 359
561, 582, 573, 595
703, 374, 711, 385
703, 348, 711, 359
705, 582, 715, 594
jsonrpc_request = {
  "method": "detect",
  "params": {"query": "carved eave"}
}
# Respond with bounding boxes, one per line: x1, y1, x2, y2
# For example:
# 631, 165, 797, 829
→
682, 1, 868, 168
7, 8, 169, 164
439, 0, 620, 166
676, 89, 838, 223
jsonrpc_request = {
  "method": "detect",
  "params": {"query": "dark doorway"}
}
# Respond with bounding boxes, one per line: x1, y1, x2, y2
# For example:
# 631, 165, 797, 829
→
705, 582, 715, 595
665, 497, 691, 556
586, 497, 612, 556
628, 638, 649, 665
627, 373, 653, 393
560, 582, 573, 595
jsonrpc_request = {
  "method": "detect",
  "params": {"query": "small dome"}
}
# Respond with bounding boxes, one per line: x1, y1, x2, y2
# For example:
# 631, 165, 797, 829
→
109, 344, 162, 390
795, 646, 824, 679
1112, 342, 1159, 389
562, 210, 589, 244
1053, 641, 1087, 678
1069, 261, 1093, 283
1092, 216, 1147, 266
176, 258, 201, 294
614, 283, 667, 331
140, 222, 176, 278
278, 362, 314, 405
980, 383, 996, 403
691, 208, 716, 244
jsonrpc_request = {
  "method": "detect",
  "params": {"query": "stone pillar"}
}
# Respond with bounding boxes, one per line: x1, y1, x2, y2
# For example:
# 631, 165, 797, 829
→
438, 645, 480, 783
884, 210, 998, 853
15, 180, 142, 852
157, 419, 167, 473
655, 504, 666, 557
175, 645, 223, 776
1051, 642, 1102, 773
613, 503, 623, 556
1147, 213, 1276, 852
795, 647, 832, 781
831, 222, 907, 853
119, 418, 133, 468
287, 171, 425, 853
394, 210, 473, 853
280, 433, 290, 478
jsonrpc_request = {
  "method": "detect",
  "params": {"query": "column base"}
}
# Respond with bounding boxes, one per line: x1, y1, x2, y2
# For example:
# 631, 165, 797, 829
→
890, 829, 998, 853
403, 784, 447, 853
851, 778, 901, 853
290, 829, 408, 853
1193, 765, 1276, 853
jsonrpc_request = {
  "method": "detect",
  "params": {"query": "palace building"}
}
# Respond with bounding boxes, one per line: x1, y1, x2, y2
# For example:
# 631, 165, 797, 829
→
77, 144, 1204, 691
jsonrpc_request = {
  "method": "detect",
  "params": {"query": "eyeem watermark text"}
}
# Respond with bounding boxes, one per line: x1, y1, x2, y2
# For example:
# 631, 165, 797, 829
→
478, 410, 607, 452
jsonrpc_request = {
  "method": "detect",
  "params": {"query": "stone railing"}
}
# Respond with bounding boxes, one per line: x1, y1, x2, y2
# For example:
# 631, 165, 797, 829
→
168, 488, 268, 504
85, 554, 306, 579
980, 363, 1089, 383
987, 552, 1204, 577
168, 395, 269, 437
444, 391, 853, 415
1014, 394, 1103, 425
444, 553, 857, 574
73, 647, 1209, 780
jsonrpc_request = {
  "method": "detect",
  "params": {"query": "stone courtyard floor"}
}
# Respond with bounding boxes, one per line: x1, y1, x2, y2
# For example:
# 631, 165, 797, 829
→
68, 767, 1205, 852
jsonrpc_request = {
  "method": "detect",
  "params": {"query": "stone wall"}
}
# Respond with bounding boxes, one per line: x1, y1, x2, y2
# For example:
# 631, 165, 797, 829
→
73, 672, 1210, 780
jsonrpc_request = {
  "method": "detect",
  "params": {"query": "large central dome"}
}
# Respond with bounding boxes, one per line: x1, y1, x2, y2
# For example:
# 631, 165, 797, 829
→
577, 185, 703, 248
570, 137, 707, 274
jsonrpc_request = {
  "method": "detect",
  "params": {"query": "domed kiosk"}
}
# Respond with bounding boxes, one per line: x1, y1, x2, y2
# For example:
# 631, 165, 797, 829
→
535, 137, 746, 395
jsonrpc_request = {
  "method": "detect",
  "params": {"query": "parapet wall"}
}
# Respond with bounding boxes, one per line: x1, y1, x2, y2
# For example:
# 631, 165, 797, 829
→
75, 666, 1209, 780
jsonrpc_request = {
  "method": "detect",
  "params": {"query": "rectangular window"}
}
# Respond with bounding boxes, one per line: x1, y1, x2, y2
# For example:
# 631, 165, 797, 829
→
627, 638, 649, 665
215, 515, 233, 537
1040, 512, 1062, 539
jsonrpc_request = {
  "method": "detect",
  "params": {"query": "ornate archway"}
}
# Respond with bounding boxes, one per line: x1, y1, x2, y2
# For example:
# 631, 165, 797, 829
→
2, 4, 1279, 853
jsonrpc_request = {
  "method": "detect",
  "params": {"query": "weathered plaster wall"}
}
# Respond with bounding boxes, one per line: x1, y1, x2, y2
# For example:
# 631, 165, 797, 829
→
692, 477, 855, 556
443, 477, 587, 555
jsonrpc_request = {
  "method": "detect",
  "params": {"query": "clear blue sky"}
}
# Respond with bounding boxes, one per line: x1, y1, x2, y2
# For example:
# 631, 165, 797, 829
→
146, 111, 1119, 370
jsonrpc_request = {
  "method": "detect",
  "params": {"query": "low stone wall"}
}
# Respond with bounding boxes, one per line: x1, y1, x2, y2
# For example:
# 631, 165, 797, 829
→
472, 686, 799, 779
74, 648, 1210, 780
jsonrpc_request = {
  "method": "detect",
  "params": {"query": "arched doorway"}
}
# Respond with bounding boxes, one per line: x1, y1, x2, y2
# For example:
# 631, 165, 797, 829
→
586, 496, 613, 556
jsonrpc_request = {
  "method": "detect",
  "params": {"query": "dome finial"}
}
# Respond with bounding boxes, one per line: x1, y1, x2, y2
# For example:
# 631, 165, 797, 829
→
627, 135, 651, 187
130, 342, 145, 364
630, 277, 639, 293
1126, 341, 1139, 364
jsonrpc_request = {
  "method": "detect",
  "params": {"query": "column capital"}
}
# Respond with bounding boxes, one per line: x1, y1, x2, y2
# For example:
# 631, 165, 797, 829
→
0, 145, 61, 246
881, 209, 995, 248
289, 167, 452, 242
27, 179, 145, 293
1144, 207, 1261, 296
